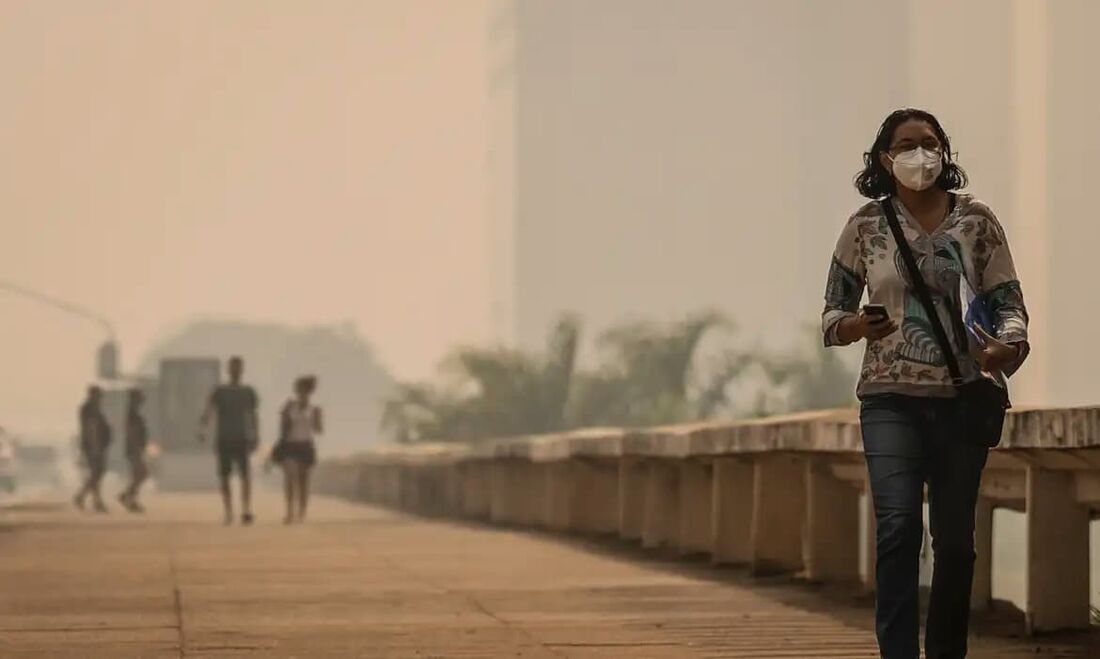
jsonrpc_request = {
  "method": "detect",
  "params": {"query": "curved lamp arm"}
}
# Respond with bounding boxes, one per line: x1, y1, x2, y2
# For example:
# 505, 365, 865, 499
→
0, 279, 116, 339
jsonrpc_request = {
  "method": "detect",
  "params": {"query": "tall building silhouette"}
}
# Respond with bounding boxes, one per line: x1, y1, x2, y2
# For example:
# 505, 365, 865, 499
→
489, 0, 1100, 406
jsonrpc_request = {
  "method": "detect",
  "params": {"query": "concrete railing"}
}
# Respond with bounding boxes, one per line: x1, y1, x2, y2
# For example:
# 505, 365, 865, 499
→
316, 406, 1100, 634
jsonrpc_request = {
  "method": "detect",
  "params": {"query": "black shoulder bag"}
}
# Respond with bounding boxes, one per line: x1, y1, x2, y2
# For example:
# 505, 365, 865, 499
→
272, 403, 292, 463
881, 199, 1009, 448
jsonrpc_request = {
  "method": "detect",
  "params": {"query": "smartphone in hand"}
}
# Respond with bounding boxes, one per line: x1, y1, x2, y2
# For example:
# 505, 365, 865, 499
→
862, 304, 889, 323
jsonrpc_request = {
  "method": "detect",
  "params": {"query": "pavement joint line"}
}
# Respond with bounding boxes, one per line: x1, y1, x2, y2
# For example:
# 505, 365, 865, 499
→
166, 525, 186, 658
378, 556, 572, 659
321, 524, 571, 658
0, 625, 180, 633
545, 641, 684, 648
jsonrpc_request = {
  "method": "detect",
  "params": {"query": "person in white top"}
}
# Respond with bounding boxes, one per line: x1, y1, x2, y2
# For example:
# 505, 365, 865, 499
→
273, 375, 322, 524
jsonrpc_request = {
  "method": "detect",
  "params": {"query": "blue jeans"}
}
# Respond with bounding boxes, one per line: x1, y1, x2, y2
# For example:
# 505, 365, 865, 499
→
860, 394, 989, 659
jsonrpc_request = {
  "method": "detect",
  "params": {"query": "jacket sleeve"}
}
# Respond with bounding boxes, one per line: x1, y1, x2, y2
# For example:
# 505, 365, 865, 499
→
977, 212, 1030, 376
822, 217, 866, 347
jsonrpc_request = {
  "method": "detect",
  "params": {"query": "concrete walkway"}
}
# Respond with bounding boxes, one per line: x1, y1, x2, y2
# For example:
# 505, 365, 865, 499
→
1, 492, 1096, 658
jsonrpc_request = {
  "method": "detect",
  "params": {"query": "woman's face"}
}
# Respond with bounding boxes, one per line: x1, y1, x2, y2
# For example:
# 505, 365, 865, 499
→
879, 119, 943, 174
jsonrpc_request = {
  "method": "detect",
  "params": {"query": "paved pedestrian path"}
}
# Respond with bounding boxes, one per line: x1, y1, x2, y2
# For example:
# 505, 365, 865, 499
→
1, 491, 1096, 657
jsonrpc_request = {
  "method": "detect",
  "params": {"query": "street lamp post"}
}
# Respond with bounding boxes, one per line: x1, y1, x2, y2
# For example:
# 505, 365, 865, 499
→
0, 279, 119, 379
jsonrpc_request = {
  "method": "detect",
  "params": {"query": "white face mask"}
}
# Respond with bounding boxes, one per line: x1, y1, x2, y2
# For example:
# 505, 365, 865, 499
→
889, 147, 943, 191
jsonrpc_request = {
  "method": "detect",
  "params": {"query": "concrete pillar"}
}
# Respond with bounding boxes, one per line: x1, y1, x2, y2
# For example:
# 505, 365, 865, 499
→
514, 461, 541, 527
619, 458, 647, 541
862, 489, 877, 592
422, 466, 440, 515
418, 466, 435, 513
396, 466, 409, 510
1025, 466, 1090, 633
543, 461, 574, 530
490, 460, 518, 524
804, 459, 860, 583
971, 498, 994, 612
571, 459, 619, 535
444, 465, 463, 515
382, 465, 396, 505
642, 460, 679, 550
356, 465, 374, 502
433, 465, 450, 515
461, 462, 491, 519
413, 467, 432, 515
382, 466, 401, 508
677, 461, 713, 556
402, 466, 422, 512
750, 454, 806, 575
368, 465, 382, 503
711, 457, 753, 565
365, 466, 378, 503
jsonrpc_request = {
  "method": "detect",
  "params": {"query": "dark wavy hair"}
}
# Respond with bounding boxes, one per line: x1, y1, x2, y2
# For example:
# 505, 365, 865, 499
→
855, 108, 968, 199
295, 375, 318, 394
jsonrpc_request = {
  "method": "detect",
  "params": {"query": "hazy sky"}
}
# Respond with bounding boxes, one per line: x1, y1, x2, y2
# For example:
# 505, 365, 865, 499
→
1, 1, 490, 434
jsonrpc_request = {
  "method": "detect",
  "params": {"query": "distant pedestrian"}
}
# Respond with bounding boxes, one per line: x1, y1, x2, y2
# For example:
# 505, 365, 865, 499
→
74, 385, 111, 513
200, 356, 259, 525
118, 389, 149, 513
272, 376, 322, 524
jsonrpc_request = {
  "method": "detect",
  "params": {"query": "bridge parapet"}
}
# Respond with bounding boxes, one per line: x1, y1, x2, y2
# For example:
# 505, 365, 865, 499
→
315, 406, 1100, 634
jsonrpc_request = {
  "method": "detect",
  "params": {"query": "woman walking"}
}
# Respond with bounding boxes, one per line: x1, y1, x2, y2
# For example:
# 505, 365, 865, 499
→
274, 376, 322, 524
822, 109, 1029, 659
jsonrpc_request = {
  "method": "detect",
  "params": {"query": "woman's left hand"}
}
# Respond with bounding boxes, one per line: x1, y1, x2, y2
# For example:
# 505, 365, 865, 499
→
973, 325, 1019, 374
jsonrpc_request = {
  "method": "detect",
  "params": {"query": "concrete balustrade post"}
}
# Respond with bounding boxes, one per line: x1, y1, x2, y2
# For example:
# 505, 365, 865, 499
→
750, 453, 806, 575
677, 460, 713, 556
803, 459, 860, 582
543, 460, 574, 530
490, 459, 521, 524
571, 459, 619, 535
518, 461, 544, 527
642, 460, 679, 549
970, 498, 994, 612
392, 466, 405, 509
356, 465, 373, 502
619, 457, 647, 541
411, 466, 427, 514
385, 465, 402, 508
862, 488, 876, 593
711, 457, 753, 565
461, 462, 491, 519
569, 460, 594, 533
367, 465, 380, 503
1025, 465, 1090, 633
427, 465, 448, 515
401, 466, 420, 512
444, 465, 463, 514
510, 461, 528, 525
416, 466, 433, 514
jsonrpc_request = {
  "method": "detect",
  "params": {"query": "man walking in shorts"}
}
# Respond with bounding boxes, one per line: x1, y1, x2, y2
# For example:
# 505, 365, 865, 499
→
200, 356, 259, 525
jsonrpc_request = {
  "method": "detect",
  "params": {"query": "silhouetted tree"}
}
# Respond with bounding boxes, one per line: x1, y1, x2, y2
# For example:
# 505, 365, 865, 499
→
380, 315, 580, 442
758, 325, 857, 413
568, 311, 734, 428
383, 311, 756, 441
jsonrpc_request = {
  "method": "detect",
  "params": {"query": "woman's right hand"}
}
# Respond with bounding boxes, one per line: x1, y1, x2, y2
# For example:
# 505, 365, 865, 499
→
837, 310, 898, 344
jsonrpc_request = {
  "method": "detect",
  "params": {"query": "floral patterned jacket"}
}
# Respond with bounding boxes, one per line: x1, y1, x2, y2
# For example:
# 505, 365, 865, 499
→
822, 194, 1029, 398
